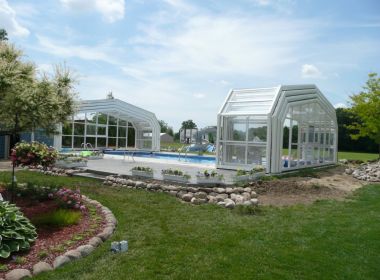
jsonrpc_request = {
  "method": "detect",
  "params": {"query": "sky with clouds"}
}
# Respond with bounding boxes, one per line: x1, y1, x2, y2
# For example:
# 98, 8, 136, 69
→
1, 0, 380, 130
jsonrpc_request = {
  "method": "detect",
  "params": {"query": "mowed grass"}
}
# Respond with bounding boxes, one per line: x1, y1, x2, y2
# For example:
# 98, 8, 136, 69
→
1, 171, 380, 279
282, 148, 378, 162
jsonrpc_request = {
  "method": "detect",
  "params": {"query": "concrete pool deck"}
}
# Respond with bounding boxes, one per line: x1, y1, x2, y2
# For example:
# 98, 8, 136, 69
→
85, 155, 237, 184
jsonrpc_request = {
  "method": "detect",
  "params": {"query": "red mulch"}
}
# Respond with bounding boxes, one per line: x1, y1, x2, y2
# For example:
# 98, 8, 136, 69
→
0, 193, 107, 277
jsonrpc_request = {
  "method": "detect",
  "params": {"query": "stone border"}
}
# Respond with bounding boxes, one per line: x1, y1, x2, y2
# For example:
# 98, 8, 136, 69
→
104, 175, 259, 209
345, 160, 380, 182
3, 196, 117, 280
25, 165, 81, 177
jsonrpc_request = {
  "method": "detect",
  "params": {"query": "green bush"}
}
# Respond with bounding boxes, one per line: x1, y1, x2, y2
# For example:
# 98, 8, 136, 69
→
11, 141, 58, 168
0, 201, 37, 259
131, 166, 153, 173
31, 209, 82, 227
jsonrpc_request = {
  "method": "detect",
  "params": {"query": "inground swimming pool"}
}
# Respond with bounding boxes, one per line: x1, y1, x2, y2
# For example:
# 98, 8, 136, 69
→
104, 150, 216, 165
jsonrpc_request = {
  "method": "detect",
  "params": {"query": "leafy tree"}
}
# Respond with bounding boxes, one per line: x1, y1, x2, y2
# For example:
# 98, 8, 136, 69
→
336, 108, 377, 153
159, 120, 174, 137
348, 73, 380, 157
181, 120, 197, 143
0, 43, 77, 140
181, 120, 197, 129
0, 29, 7, 41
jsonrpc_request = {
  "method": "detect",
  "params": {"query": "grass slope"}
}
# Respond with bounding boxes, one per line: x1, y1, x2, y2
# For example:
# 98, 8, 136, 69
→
1, 171, 379, 279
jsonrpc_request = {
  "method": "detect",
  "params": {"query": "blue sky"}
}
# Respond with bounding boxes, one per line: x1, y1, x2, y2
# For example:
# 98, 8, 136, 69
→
1, 0, 380, 130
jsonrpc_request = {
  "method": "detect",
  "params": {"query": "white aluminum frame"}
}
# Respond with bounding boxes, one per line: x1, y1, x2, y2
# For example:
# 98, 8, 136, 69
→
57, 98, 160, 151
216, 84, 338, 174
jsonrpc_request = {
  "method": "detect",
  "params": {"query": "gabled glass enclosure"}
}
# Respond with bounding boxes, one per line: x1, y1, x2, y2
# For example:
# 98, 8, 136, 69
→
56, 98, 160, 151
216, 85, 338, 173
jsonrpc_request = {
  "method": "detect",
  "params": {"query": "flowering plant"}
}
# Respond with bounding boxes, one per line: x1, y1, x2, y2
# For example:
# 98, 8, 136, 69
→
54, 188, 86, 211
11, 141, 58, 168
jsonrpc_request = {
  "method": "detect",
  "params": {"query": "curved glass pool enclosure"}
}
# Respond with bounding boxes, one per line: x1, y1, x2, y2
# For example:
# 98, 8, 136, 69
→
57, 98, 161, 151
216, 85, 338, 173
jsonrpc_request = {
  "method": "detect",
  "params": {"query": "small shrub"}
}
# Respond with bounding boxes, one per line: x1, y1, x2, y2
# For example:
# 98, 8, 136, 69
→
131, 166, 153, 173
161, 168, 191, 179
11, 141, 58, 168
31, 209, 82, 227
0, 201, 37, 259
0, 264, 8, 272
54, 188, 86, 211
37, 250, 48, 259
14, 256, 26, 264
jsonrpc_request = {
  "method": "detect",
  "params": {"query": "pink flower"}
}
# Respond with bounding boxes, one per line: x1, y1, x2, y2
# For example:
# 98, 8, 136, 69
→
48, 193, 54, 199
80, 205, 86, 211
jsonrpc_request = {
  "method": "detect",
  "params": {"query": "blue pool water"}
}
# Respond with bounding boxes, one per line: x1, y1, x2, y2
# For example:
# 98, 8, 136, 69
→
104, 150, 216, 165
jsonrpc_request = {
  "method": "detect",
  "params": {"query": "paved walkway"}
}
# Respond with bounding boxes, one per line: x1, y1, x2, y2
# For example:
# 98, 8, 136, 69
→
86, 155, 237, 184
0, 160, 12, 171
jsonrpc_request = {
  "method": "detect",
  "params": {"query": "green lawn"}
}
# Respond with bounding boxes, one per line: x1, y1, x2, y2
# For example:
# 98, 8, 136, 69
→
282, 148, 378, 162
1, 171, 380, 279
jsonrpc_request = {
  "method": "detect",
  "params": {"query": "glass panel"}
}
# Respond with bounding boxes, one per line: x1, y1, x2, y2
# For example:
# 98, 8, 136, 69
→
128, 128, 135, 147
128, 122, 133, 127
86, 112, 97, 124
119, 119, 127, 126
226, 117, 247, 141
97, 137, 106, 147
291, 120, 298, 144
247, 146, 266, 165
118, 127, 126, 138
74, 123, 85, 135
73, 113, 85, 123
97, 126, 106, 136
143, 140, 152, 149
62, 136, 72, 148
108, 126, 117, 137
118, 138, 126, 148
248, 121, 267, 142
62, 122, 72, 135
73, 137, 84, 148
225, 144, 246, 164
108, 138, 116, 148
86, 125, 96, 135
109, 115, 117, 125
86, 137, 96, 147
98, 113, 107, 125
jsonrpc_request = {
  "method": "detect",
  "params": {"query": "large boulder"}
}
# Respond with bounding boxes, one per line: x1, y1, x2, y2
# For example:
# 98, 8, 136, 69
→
33, 262, 53, 275
5, 269, 32, 280
182, 193, 193, 202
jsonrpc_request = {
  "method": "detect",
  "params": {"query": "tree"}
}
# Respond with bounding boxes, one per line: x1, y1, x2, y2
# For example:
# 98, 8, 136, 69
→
348, 72, 380, 157
181, 120, 197, 143
159, 120, 174, 136
336, 108, 377, 153
0, 43, 77, 140
0, 29, 8, 41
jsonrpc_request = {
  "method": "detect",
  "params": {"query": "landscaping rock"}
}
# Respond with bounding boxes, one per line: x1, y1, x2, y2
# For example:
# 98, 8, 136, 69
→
33, 262, 53, 275
251, 191, 258, 198
349, 160, 380, 182
216, 194, 228, 202
191, 197, 207, 205
243, 187, 252, 193
194, 191, 207, 199
242, 192, 251, 201
250, 198, 259, 205
64, 249, 82, 260
225, 187, 234, 194
88, 236, 103, 247
5, 269, 32, 280
53, 255, 71, 268
224, 199, 236, 209
181, 193, 193, 202
97, 226, 114, 241
208, 196, 218, 204
76, 245, 95, 257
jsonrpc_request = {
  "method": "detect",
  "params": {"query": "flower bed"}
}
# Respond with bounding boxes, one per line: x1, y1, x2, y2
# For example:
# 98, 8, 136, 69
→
0, 183, 116, 278
131, 166, 154, 179
161, 169, 190, 184
196, 170, 224, 185
234, 166, 266, 183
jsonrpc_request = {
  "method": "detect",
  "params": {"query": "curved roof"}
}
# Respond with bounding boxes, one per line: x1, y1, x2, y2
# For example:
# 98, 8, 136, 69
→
218, 84, 336, 119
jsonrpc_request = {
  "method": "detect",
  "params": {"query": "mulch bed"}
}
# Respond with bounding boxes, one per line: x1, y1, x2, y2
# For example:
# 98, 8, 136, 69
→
0, 193, 106, 277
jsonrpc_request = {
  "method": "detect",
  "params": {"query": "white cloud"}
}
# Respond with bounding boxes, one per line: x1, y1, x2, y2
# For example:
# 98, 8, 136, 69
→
193, 93, 205, 99
36, 35, 119, 64
60, 0, 125, 23
334, 103, 347, 109
301, 64, 322, 78
0, 0, 29, 37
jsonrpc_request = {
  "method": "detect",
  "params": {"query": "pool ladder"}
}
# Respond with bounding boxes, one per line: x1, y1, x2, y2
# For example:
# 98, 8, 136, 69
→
123, 150, 135, 162
81, 143, 94, 151
178, 146, 188, 161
